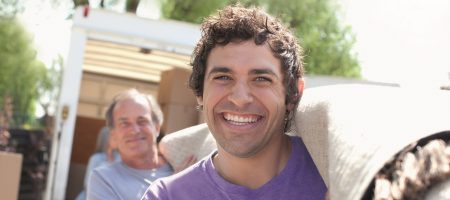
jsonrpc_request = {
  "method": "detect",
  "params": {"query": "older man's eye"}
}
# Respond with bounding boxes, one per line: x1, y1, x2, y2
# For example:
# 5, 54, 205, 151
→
119, 121, 130, 128
255, 77, 272, 82
138, 119, 149, 126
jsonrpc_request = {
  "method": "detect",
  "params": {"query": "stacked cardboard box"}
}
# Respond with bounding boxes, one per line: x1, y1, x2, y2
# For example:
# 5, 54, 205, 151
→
158, 68, 199, 134
0, 151, 23, 200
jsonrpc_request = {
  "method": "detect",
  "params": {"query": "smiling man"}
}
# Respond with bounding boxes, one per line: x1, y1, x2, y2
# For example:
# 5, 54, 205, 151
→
87, 89, 173, 200
142, 5, 327, 200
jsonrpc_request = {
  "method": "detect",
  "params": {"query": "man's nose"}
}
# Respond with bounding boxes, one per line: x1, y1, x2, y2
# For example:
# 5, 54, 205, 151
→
228, 81, 253, 107
130, 123, 140, 134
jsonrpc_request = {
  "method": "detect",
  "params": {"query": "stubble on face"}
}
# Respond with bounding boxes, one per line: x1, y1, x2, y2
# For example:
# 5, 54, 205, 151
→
200, 41, 288, 158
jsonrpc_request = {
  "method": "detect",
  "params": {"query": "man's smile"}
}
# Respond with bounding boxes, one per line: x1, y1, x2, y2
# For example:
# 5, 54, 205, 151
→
223, 113, 262, 125
125, 136, 146, 143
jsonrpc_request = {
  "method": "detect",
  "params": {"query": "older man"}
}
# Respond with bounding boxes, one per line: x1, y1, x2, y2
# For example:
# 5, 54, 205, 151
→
87, 89, 173, 200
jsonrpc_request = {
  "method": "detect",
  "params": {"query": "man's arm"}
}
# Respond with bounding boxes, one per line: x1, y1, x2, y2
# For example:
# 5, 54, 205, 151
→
86, 169, 120, 200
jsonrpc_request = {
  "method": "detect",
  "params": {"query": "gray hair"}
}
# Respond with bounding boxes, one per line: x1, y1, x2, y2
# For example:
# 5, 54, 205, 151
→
105, 89, 164, 128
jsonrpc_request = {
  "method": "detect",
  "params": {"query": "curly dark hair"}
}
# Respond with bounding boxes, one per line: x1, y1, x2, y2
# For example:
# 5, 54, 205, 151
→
189, 5, 304, 131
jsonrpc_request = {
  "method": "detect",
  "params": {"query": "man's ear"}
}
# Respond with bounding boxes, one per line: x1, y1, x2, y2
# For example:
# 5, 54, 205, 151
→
287, 78, 305, 111
110, 128, 118, 144
108, 129, 117, 149
196, 96, 203, 107
297, 78, 305, 99
154, 124, 161, 138
155, 124, 161, 133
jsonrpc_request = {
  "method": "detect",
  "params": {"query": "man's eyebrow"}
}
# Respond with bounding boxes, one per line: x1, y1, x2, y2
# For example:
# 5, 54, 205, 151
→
251, 68, 277, 76
206, 67, 279, 78
207, 67, 231, 78
137, 116, 149, 120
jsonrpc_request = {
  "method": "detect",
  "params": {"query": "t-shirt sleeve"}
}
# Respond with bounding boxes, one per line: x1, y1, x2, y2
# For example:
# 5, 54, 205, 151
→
140, 180, 169, 200
86, 169, 119, 200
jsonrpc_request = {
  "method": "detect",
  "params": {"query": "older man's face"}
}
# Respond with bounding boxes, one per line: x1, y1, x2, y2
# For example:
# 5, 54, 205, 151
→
111, 96, 158, 159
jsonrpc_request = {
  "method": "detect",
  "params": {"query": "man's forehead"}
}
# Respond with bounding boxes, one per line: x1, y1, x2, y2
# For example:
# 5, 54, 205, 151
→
114, 96, 151, 115
115, 95, 148, 107
206, 42, 282, 74
116, 115, 149, 121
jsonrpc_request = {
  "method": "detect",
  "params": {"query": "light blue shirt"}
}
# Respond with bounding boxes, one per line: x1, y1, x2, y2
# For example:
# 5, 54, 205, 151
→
87, 160, 173, 200
76, 152, 120, 200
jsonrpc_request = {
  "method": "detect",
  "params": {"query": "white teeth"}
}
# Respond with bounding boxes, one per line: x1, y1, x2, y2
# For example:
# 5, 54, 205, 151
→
224, 113, 257, 123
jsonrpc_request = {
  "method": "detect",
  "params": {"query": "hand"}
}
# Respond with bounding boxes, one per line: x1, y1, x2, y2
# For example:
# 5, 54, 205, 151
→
174, 155, 197, 173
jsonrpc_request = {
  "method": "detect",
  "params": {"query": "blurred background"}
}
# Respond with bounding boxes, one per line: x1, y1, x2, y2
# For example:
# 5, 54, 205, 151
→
1, 0, 449, 199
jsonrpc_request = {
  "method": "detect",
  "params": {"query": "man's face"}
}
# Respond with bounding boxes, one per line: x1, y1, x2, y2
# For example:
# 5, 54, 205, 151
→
198, 40, 287, 158
111, 96, 158, 159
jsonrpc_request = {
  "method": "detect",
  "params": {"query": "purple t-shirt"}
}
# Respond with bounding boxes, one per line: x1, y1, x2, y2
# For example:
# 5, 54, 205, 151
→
142, 136, 327, 200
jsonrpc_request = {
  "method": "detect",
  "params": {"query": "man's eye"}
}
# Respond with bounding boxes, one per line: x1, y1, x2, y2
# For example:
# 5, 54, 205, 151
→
119, 122, 130, 128
214, 76, 231, 81
138, 120, 149, 126
255, 77, 272, 82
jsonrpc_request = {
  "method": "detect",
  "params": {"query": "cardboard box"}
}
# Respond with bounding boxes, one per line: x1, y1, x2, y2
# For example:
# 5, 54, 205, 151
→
0, 152, 23, 200
158, 68, 197, 105
161, 103, 199, 134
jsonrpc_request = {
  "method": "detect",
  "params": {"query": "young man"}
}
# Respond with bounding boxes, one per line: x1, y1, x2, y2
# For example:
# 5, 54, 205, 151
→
142, 5, 327, 200
87, 89, 174, 200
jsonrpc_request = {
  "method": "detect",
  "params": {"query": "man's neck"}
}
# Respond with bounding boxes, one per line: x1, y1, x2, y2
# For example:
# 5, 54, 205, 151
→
122, 150, 165, 170
213, 135, 292, 189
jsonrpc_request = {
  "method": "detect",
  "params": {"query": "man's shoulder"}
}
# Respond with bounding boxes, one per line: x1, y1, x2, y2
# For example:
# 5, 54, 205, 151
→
89, 152, 107, 161
159, 157, 208, 184
289, 135, 307, 149
144, 156, 212, 199
92, 160, 122, 176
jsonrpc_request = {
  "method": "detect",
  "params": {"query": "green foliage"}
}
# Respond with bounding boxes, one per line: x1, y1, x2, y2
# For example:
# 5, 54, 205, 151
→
160, 0, 229, 24
0, 17, 47, 128
160, 0, 360, 78
38, 55, 63, 119
266, 0, 360, 77
72, 0, 90, 7
126, 0, 140, 12
0, 0, 24, 17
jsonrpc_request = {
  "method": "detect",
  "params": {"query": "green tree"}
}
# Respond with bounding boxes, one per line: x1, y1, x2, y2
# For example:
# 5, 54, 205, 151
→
0, 17, 47, 127
160, 0, 228, 24
266, 0, 360, 77
72, 0, 90, 7
67, 0, 137, 12
0, 0, 24, 17
160, 0, 360, 78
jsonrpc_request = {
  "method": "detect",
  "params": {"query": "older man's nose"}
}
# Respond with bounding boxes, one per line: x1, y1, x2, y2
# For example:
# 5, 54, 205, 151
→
130, 123, 140, 134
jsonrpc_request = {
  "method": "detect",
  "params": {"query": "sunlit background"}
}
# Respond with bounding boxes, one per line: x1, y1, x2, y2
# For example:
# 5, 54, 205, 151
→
340, 0, 450, 89
20, 0, 450, 91
2, 1, 450, 199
